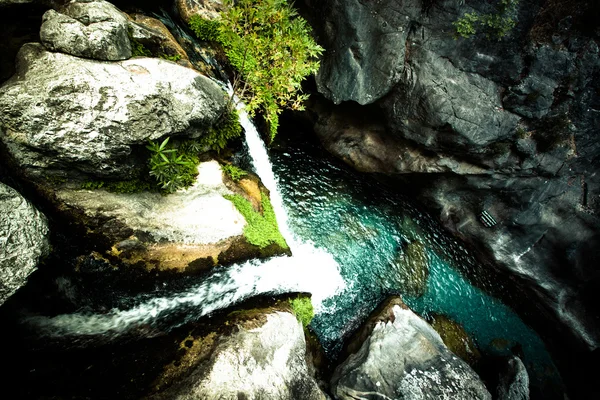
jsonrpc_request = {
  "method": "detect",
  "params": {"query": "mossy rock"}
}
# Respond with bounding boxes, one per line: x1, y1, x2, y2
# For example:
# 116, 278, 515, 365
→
429, 313, 481, 367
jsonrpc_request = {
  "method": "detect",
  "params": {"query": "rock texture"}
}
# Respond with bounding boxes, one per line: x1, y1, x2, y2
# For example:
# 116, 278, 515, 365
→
176, 0, 224, 24
40, 0, 131, 61
152, 310, 326, 400
497, 356, 530, 400
0, 43, 226, 181
0, 182, 49, 305
306, 1, 600, 391
332, 297, 491, 400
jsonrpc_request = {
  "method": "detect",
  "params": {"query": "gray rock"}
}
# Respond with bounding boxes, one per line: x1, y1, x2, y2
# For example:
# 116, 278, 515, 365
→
331, 300, 491, 400
152, 311, 326, 400
497, 356, 530, 400
40, 0, 131, 61
0, 43, 226, 181
0, 182, 50, 305
175, 0, 225, 24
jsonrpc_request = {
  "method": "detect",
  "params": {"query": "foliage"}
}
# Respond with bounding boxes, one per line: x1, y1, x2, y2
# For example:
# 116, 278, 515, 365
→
189, 16, 222, 42
189, 0, 323, 140
159, 53, 182, 62
454, 0, 519, 40
81, 179, 154, 193
131, 38, 153, 57
221, 164, 248, 182
223, 193, 287, 249
146, 137, 200, 193
198, 108, 243, 152
289, 296, 314, 328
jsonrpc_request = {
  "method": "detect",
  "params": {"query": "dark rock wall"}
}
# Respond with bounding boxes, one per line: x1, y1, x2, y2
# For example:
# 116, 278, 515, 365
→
303, 0, 600, 397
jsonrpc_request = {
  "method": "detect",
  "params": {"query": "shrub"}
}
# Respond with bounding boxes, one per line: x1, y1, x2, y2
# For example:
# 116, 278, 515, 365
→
146, 137, 199, 193
289, 296, 314, 328
189, 0, 323, 140
454, 0, 519, 40
221, 164, 248, 182
223, 193, 287, 249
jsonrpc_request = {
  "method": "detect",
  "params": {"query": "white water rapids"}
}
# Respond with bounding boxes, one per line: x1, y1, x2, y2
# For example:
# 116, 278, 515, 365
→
26, 100, 345, 340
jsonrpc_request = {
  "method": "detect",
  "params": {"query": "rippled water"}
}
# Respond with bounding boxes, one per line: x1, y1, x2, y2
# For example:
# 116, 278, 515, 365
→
270, 135, 562, 396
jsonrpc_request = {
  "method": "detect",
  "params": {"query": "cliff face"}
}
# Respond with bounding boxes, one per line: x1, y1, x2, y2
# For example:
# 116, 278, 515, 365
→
304, 0, 600, 394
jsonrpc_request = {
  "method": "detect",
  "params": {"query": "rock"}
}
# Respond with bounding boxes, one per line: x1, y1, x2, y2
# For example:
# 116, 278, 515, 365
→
40, 0, 131, 61
0, 182, 50, 305
392, 239, 430, 297
151, 307, 326, 400
0, 43, 226, 182
497, 356, 530, 400
429, 313, 481, 367
128, 13, 191, 67
176, 0, 224, 24
331, 297, 491, 400
54, 161, 288, 273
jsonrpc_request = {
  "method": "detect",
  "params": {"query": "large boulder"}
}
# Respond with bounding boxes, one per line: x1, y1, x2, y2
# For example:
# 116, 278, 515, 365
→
331, 297, 491, 400
151, 308, 326, 400
0, 182, 50, 305
0, 43, 226, 182
496, 356, 530, 400
40, 0, 131, 61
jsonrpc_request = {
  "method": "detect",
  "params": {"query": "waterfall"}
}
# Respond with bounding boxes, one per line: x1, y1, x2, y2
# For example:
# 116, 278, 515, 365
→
25, 99, 345, 341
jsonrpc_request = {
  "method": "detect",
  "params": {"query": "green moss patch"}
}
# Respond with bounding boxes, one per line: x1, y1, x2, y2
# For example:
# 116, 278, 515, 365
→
223, 193, 287, 249
288, 295, 314, 328
221, 164, 247, 182
81, 179, 154, 194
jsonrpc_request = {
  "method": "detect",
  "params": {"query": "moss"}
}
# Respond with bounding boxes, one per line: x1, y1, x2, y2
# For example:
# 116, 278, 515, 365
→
221, 164, 247, 182
223, 193, 287, 249
199, 108, 243, 152
429, 314, 481, 366
454, 0, 520, 40
81, 179, 154, 194
289, 295, 314, 328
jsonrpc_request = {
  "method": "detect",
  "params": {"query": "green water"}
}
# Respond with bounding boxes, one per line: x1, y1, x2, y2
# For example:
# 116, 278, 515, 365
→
271, 136, 562, 396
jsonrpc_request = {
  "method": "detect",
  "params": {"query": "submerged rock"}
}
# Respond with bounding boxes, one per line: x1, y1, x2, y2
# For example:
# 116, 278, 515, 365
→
496, 356, 530, 400
393, 239, 429, 297
429, 313, 481, 367
0, 182, 50, 305
331, 297, 491, 400
0, 43, 226, 181
151, 307, 326, 400
40, 0, 131, 61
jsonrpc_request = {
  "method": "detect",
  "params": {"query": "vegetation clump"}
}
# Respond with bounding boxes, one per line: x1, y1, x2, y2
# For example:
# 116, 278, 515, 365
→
81, 179, 154, 193
223, 193, 287, 249
289, 296, 314, 328
130, 38, 153, 57
198, 108, 243, 152
189, 0, 323, 140
146, 137, 199, 193
454, 0, 520, 40
221, 164, 248, 182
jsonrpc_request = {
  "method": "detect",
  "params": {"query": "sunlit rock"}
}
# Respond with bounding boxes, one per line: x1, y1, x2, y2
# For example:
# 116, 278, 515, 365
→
0, 182, 49, 305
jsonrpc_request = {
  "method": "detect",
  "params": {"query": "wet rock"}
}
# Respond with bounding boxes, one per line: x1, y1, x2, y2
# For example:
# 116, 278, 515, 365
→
151, 307, 326, 400
40, 0, 131, 61
128, 13, 191, 67
0, 43, 226, 182
176, 0, 224, 24
497, 356, 530, 400
331, 297, 491, 400
429, 313, 481, 367
0, 182, 50, 305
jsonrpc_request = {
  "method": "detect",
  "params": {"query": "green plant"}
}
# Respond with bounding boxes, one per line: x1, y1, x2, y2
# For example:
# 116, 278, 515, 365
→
131, 38, 153, 57
223, 193, 287, 249
221, 164, 248, 182
190, 0, 323, 140
159, 53, 182, 62
289, 296, 314, 328
81, 179, 154, 194
198, 108, 243, 152
146, 137, 199, 193
454, 0, 519, 40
